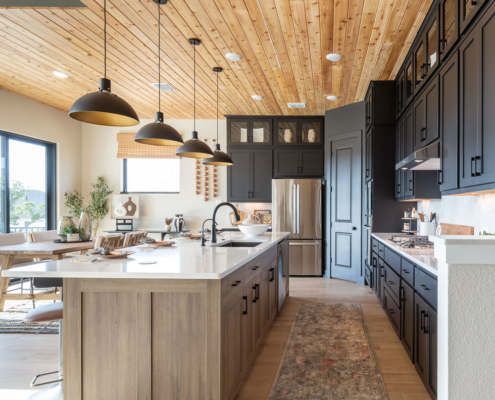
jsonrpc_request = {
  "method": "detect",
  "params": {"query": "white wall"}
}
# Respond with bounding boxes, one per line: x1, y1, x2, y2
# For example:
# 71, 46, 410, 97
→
81, 119, 271, 236
0, 90, 82, 220
418, 193, 495, 235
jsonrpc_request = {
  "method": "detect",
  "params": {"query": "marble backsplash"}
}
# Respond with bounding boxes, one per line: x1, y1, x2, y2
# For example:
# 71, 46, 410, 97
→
418, 193, 495, 235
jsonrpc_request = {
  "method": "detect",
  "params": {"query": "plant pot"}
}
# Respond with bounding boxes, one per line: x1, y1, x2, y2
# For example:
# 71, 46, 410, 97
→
67, 233, 80, 242
58, 216, 76, 234
58, 234, 67, 242
164, 224, 172, 232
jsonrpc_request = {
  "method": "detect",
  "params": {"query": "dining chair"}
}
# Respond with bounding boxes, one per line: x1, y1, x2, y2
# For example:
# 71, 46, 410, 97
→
28, 230, 60, 243
123, 231, 147, 247
94, 234, 125, 249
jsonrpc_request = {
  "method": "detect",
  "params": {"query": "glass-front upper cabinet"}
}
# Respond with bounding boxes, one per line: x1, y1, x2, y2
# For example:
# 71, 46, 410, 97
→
405, 55, 414, 107
275, 119, 323, 145
440, 0, 459, 60
425, 8, 440, 79
461, 0, 488, 34
414, 40, 425, 90
227, 118, 272, 145
396, 68, 405, 118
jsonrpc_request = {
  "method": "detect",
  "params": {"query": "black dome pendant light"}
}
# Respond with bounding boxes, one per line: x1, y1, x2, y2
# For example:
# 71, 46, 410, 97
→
203, 67, 233, 166
68, 0, 139, 126
175, 39, 214, 159
134, 0, 184, 146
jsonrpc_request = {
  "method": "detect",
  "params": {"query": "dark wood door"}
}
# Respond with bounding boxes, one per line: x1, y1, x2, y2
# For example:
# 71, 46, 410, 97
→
251, 149, 272, 202
414, 294, 429, 385
439, 52, 459, 191
459, 29, 480, 188
460, 0, 488, 34
405, 55, 415, 107
414, 93, 426, 151
440, 0, 459, 61
477, 5, 495, 185
273, 149, 299, 178
424, 76, 440, 146
227, 148, 250, 201
365, 130, 373, 182
427, 306, 438, 399
401, 282, 415, 362
299, 148, 324, 177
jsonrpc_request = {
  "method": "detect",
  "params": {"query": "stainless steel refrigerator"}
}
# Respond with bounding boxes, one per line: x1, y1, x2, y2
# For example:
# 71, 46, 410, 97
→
272, 179, 322, 276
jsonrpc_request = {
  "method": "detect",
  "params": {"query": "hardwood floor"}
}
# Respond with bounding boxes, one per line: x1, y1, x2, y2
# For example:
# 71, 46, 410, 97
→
0, 278, 430, 400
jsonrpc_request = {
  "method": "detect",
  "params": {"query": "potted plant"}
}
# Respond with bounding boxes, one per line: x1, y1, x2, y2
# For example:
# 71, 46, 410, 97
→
61, 225, 81, 242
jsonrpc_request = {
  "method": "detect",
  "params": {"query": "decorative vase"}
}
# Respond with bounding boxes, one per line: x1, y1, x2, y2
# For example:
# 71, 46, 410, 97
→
164, 225, 172, 232
284, 129, 293, 143
173, 214, 186, 232
59, 234, 67, 243
308, 128, 316, 143
78, 211, 91, 241
124, 197, 137, 217
114, 202, 126, 217
58, 216, 76, 235
67, 233, 80, 242
242, 214, 260, 225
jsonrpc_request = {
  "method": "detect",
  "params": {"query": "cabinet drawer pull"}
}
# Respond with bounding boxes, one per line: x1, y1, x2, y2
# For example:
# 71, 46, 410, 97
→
243, 296, 248, 315
270, 267, 275, 282
252, 266, 259, 271
252, 284, 259, 302
403, 269, 410, 274
471, 157, 476, 177
388, 309, 395, 314
421, 310, 425, 332
366, 168, 369, 177
475, 155, 482, 176
420, 283, 430, 291
400, 287, 404, 302
424, 314, 429, 334
437, 170, 443, 185
409, 179, 412, 191
232, 280, 242, 287
388, 280, 394, 285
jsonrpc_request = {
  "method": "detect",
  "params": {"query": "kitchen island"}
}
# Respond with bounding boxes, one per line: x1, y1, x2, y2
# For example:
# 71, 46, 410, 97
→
2, 232, 290, 400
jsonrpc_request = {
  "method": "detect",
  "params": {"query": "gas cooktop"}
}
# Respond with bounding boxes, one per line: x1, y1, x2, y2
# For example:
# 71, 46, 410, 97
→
389, 234, 434, 249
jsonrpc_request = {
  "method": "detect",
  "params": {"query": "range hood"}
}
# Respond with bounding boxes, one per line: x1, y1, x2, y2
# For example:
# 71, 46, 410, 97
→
395, 141, 440, 171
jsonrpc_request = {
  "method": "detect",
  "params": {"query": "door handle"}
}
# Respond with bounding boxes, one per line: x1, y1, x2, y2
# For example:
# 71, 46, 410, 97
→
475, 155, 482, 176
437, 170, 443, 185
243, 296, 248, 315
288, 242, 319, 246
471, 157, 476, 177
421, 310, 425, 332
420, 283, 430, 291
424, 313, 429, 334
409, 179, 412, 191
252, 266, 259, 271
352, 227, 357, 230
270, 267, 275, 282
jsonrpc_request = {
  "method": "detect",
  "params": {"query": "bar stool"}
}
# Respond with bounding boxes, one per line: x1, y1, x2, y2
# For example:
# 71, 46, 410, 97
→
24, 280, 64, 400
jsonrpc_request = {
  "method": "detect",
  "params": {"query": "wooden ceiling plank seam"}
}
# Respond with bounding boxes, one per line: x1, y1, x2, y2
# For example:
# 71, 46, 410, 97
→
388, 0, 433, 79
273, 0, 311, 116
239, 0, 296, 115
210, 0, 286, 115
170, 0, 268, 116
55, 9, 212, 118
330, 0, 350, 109
249, 0, 302, 114
86, 0, 239, 117
303, 0, 324, 114
345, 0, 380, 103
289, 0, 316, 114
338, 0, 365, 107
105, 0, 246, 116
0, 10, 178, 117
379, 0, 427, 79
31, 8, 195, 118
320, 0, 334, 111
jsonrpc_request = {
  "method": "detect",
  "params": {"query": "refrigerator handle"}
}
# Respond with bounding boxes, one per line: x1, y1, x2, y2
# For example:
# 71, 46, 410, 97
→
292, 185, 297, 235
296, 184, 300, 234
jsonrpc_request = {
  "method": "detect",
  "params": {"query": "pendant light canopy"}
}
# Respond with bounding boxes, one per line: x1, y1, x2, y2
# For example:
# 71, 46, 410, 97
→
175, 39, 214, 159
134, 0, 183, 146
69, 0, 139, 127
203, 67, 233, 166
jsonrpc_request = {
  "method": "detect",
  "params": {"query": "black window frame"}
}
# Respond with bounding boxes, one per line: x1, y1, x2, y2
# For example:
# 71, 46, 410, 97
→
121, 158, 180, 194
0, 130, 56, 233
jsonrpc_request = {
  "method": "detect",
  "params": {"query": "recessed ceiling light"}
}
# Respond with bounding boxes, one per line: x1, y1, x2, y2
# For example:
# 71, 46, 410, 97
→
225, 53, 242, 61
152, 82, 176, 91
327, 95, 339, 101
252, 95, 264, 100
52, 71, 69, 78
326, 53, 342, 62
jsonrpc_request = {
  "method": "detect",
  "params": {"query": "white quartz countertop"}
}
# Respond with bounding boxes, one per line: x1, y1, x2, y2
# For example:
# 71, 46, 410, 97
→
1, 232, 290, 280
372, 233, 438, 276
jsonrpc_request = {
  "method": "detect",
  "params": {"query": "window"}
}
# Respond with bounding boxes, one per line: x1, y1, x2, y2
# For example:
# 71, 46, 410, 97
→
0, 131, 56, 236
122, 158, 180, 193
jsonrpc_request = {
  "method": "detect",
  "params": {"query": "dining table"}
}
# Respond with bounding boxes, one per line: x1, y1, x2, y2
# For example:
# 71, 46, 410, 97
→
0, 240, 96, 311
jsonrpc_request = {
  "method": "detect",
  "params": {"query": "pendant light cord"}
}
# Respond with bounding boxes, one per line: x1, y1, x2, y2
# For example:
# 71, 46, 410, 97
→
104, 0, 107, 79
216, 71, 219, 143
194, 43, 196, 131
158, 2, 161, 113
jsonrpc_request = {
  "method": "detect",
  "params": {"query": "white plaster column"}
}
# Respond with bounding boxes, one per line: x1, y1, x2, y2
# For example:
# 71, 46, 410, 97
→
430, 235, 495, 400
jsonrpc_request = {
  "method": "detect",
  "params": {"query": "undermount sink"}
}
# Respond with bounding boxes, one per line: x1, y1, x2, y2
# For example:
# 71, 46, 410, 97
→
214, 241, 262, 248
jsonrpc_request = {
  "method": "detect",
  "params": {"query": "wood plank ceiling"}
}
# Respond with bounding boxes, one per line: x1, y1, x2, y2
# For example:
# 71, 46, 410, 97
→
0, 0, 434, 119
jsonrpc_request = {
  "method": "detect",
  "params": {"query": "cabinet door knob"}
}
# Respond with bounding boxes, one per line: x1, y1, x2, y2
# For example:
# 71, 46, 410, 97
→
352, 226, 357, 230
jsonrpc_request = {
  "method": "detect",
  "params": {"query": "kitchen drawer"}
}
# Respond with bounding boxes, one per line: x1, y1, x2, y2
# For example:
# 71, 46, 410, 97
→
414, 267, 438, 311
221, 265, 246, 302
378, 242, 385, 258
384, 262, 401, 306
371, 238, 379, 255
401, 258, 415, 287
244, 260, 262, 282
384, 287, 401, 337
384, 247, 401, 274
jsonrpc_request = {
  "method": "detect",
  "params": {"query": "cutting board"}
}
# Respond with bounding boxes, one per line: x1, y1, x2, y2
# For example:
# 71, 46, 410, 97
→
437, 223, 474, 235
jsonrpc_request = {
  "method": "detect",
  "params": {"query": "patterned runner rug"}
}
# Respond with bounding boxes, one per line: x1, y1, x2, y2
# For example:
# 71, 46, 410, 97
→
269, 303, 388, 400
0, 300, 59, 334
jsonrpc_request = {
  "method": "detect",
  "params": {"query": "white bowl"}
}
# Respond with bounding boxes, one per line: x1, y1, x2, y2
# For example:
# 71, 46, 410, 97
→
238, 224, 269, 237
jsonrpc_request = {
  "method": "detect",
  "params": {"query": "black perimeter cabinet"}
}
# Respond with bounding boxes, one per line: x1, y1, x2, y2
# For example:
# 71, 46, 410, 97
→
226, 116, 324, 203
